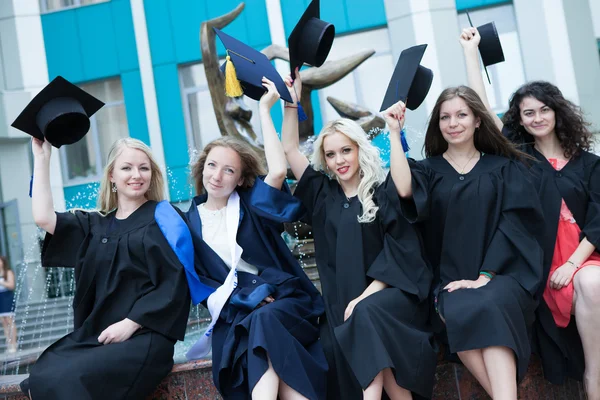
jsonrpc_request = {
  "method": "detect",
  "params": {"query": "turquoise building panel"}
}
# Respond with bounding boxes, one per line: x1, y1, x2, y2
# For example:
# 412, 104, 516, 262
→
144, 0, 177, 66
122, 70, 150, 144
112, 0, 140, 71
77, 4, 121, 80
41, 11, 85, 83
455, 0, 511, 11
280, 0, 386, 37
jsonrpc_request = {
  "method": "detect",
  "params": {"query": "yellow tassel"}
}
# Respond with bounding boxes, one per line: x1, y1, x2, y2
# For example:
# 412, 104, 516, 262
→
224, 55, 243, 97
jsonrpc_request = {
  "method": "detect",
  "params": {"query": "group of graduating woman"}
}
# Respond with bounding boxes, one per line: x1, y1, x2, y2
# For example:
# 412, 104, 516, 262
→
20, 25, 600, 400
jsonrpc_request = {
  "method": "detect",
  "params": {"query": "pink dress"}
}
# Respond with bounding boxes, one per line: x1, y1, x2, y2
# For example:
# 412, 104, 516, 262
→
543, 158, 600, 327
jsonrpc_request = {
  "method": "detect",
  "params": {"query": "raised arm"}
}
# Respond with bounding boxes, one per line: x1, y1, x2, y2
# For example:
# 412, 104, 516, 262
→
281, 68, 309, 180
259, 77, 288, 189
383, 101, 412, 198
460, 27, 503, 131
31, 138, 57, 234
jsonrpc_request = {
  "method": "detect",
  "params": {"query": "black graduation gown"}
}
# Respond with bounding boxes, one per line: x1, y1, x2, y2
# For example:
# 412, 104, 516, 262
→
294, 167, 437, 400
522, 146, 600, 384
185, 177, 327, 400
397, 155, 545, 380
29, 200, 191, 400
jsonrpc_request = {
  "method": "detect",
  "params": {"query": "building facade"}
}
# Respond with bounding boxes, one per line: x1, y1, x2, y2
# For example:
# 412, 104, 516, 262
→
0, 0, 599, 300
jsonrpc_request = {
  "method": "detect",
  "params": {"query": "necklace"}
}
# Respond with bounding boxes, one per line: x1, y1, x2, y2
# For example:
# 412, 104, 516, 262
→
445, 150, 478, 174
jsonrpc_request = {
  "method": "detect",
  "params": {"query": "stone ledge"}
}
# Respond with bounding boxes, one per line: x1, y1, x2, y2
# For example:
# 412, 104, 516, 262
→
0, 356, 584, 399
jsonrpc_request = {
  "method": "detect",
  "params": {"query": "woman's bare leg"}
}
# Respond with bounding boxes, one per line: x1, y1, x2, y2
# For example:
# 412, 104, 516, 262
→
573, 266, 600, 400
482, 346, 517, 400
382, 368, 412, 399
457, 349, 493, 396
252, 355, 279, 400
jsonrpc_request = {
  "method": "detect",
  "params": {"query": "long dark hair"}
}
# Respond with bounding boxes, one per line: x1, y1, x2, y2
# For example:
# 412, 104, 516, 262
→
424, 86, 527, 160
502, 81, 593, 159
0, 256, 11, 280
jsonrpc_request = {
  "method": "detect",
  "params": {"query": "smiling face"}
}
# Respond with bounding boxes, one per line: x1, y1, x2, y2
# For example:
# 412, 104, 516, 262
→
322, 131, 360, 184
438, 97, 480, 147
202, 146, 244, 202
519, 96, 556, 139
110, 147, 152, 201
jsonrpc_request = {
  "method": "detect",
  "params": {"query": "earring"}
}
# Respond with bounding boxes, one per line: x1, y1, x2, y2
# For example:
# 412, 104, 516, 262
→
111, 183, 117, 193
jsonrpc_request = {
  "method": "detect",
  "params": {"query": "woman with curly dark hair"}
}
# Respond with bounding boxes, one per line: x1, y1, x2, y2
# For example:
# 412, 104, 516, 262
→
461, 27, 600, 398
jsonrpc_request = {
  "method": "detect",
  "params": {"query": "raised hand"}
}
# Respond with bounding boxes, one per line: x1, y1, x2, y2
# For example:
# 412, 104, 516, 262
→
31, 138, 52, 161
382, 100, 407, 135
283, 67, 302, 104
459, 27, 480, 51
259, 77, 281, 111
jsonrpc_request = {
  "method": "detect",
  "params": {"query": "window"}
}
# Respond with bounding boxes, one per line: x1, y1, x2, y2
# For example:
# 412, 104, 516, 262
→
39, 0, 109, 13
180, 63, 264, 151
457, 4, 526, 115
61, 78, 129, 185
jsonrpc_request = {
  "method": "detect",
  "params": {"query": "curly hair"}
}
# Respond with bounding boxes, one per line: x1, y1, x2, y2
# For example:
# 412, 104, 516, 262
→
502, 81, 593, 158
191, 136, 266, 195
425, 86, 527, 160
311, 119, 386, 224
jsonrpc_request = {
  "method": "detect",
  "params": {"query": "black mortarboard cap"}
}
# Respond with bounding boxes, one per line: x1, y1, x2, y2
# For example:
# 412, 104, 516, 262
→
288, 0, 335, 78
466, 11, 505, 84
11, 76, 104, 148
379, 44, 433, 112
214, 28, 293, 103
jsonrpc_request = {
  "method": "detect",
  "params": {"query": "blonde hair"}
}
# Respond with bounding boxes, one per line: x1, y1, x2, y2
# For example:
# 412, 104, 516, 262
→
191, 136, 267, 195
311, 119, 386, 223
97, 138, 165, 213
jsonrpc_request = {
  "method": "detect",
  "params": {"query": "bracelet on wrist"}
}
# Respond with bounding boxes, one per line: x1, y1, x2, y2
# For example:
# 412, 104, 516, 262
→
479, 271, 494, 280
284, 105, 298, 109
566, 260, 580, 268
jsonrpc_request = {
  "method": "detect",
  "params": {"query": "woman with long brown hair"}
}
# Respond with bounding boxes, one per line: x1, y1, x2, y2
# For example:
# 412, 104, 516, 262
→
387, 86, 545, 400
21, 137, 192, 400
0, 255, 17, 353
461, 26, 600, 399
184, 78, 327, 400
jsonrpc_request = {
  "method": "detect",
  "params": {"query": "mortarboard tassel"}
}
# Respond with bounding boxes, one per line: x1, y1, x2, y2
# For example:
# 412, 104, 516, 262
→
297, 102, 308, 122
400, 128, 410, 153
224, 54, 243, 98
29, 174, 33, 198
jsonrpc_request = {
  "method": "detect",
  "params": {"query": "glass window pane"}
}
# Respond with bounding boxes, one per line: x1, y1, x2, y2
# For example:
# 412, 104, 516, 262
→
80, 79, 124, 104
63, 133, 98, 180
187, 90, 220, 150
181, 64, 209, 89
41, 0, 76, 12
80, 0, 108, 5
95, 104, 129, 162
